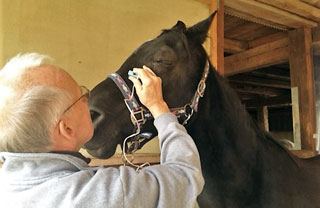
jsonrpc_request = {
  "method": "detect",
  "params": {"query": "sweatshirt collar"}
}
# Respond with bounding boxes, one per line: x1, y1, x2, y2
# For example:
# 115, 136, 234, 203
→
50, 151, 91, 164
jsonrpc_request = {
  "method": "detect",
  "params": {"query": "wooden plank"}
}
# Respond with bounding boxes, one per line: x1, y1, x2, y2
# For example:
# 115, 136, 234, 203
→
224, 38, 248, 53
235, 88, 278, 97
88, 153, 160, 167
224, 15, 280, 40
289, 27, 316, 151
231, 84, 289, 96
0, 154, 159, 168
225, 38, 289, 75
229, 74, 290, 89
210, 0, 224, 75
227, 37, 288, 62
300, 0, 320, 8
291, 150, 317, 158
224, 7, 289, 31
257, 106, 269, 131
225, 47, 288, 75
257, 65, 290, 78
224, 0, 318, 28
248, 32, 288, 48
249, 70, 290, 81
256, 0, 320, 22
244, 94, 292, 108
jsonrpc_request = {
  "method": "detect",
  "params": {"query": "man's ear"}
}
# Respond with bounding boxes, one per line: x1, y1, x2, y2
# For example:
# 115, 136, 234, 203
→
58, 119, 75, 140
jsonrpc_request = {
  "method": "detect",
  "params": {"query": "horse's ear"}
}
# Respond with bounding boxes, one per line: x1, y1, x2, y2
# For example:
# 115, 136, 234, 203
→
172, 20, 187, 32
185, 11, 217, 43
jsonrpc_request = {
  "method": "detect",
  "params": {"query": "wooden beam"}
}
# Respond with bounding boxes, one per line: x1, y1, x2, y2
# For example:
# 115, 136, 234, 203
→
257, 66, 290, 78
249, 71, 290, 81
289, 27, 316, 151
256, 0, 320, 22
210, 0, 224, 75
226, 37, 288, 61
88, 153, 160, 167
229, 74, 290, 89
224, 7, 289, 31
248, 32, 288, 48
231, 83, 290, 96
225, 47, 289, 75
235, 91, 259, 100
244, 94, 292, 108
224, 0, 318, 28
300, 0, 320, 8
291, 150, 317, 158
225, 38, 289, 75
224, 38, 248, 53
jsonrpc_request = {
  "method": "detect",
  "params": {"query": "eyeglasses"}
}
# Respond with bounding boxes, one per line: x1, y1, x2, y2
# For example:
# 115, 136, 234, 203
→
63, 86, 90, 113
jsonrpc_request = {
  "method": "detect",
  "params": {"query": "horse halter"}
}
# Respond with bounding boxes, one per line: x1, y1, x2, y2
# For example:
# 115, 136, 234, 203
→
107, 59, 210, 153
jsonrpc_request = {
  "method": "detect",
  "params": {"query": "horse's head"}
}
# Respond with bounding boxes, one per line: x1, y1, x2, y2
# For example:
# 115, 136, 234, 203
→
84, 13, 216, 158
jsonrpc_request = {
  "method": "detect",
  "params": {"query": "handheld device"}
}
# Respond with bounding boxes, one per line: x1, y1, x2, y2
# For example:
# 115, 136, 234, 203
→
128, 70, 138, 79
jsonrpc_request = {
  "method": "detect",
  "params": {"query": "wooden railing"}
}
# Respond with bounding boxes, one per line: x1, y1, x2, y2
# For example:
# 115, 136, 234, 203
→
88, 153, 160, 167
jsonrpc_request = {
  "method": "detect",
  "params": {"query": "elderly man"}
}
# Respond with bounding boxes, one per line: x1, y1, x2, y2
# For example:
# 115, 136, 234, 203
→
0, 53, 204, 207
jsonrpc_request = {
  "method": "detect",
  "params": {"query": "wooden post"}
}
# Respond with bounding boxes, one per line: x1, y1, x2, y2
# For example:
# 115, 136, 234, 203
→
312, 25, 320, 152
289, 27, 316, 151
210, 0, 224, 75
291, 87, 301, 150
257, 106, 269, 132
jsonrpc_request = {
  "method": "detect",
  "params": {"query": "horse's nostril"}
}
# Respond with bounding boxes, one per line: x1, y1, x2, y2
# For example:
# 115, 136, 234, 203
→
90, 110, 101, 122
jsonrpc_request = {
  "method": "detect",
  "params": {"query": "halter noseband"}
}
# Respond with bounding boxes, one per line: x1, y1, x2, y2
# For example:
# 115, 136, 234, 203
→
108, 59, 210, 153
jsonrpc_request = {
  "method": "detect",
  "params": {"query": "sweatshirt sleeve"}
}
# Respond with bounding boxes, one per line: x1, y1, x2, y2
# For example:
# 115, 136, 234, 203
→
118, 113, 204, 208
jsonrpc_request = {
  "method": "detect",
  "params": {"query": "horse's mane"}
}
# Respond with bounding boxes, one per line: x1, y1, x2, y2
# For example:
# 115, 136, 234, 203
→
205, 63, 298, 165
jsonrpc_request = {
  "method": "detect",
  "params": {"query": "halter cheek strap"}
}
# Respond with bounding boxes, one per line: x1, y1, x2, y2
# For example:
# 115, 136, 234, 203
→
170, 59, 210, 125
107, 73, 153, 154
108, 73, 153, 129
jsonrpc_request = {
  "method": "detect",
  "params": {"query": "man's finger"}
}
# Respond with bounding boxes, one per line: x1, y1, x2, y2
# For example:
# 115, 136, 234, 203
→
128, 76, 142, 92
142, 65, 156, 75
133, 67, 151, 83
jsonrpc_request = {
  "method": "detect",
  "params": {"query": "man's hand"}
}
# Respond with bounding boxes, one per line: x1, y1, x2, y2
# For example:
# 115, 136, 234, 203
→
128, 65, 170, 118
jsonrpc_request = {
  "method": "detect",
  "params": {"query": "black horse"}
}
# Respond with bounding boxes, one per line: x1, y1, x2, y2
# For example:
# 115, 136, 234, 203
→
84, 13, 320, 207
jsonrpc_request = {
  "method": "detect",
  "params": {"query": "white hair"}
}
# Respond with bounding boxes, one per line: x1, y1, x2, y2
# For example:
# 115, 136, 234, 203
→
0, 53, 52, 80
0, 53, 72, 152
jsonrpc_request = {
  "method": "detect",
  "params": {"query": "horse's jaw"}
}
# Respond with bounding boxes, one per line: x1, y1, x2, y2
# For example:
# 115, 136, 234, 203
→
86, 144, 117, 159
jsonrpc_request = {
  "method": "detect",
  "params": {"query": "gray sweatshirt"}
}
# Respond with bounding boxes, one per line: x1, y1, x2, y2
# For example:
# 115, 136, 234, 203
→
0, 113, 204, 208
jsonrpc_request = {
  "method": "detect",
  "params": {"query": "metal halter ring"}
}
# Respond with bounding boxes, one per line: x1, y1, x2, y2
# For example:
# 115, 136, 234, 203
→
197, 80, 206, 97
183, 104, 194, 125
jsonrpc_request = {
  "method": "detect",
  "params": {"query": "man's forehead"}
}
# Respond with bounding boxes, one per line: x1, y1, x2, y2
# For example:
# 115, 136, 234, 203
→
1, 64, 78, 94
22, 65, 77, 90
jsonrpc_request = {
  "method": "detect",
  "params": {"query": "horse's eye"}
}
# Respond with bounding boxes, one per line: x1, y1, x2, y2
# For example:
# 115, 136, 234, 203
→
153, 59, 172, 66
152, 46, 177, 67
90, 110, 101, 123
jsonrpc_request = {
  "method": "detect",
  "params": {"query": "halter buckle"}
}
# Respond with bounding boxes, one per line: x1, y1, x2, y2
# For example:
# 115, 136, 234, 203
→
128, 140, 140, 153
130, 107, 146, 125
